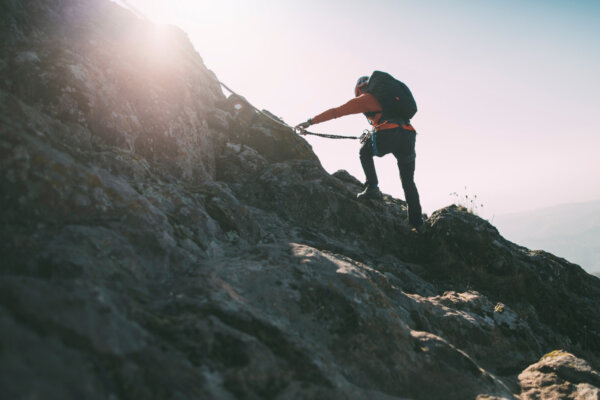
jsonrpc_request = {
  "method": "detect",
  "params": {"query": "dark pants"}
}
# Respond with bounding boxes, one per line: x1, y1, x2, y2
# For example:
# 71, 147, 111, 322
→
359, 128, 423, 226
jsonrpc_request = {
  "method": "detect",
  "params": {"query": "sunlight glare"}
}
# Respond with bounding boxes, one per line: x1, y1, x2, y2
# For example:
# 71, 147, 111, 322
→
117, 0, 245, 28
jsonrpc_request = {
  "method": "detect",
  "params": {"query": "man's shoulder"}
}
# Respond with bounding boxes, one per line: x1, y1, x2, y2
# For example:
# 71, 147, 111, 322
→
356, 93, 381, 111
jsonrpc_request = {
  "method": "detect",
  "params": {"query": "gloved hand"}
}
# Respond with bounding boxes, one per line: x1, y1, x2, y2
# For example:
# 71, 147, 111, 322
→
294, 118, 312, 135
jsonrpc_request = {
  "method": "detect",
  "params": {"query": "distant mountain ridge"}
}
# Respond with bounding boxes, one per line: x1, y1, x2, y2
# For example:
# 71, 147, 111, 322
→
494, 200, 600, 274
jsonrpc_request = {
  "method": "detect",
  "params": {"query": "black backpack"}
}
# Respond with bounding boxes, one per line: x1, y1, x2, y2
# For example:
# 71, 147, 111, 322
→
363, 71, 417, 121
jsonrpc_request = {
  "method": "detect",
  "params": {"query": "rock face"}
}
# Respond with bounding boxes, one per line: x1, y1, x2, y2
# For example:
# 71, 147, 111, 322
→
518, 350, 600, 400
1, 1, 599, 399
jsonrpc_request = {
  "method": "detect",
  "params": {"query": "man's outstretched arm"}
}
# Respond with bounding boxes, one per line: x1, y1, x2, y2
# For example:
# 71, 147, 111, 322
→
295, 93, 381, 130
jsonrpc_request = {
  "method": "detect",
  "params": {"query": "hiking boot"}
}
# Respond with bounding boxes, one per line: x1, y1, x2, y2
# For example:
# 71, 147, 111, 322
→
357, 185, 382, 200
412, 222, 427, 234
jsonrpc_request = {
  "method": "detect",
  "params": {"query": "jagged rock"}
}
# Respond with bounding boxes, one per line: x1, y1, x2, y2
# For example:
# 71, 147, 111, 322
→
1, 0, 223, 183
1, 1, 599, 399
518, 350, 600, 399
424, 206, 600, 370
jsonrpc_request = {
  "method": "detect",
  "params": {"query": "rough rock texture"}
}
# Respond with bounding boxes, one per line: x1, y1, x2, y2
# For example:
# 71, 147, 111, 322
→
1, 1, 600, 399
518, 351, 600, 399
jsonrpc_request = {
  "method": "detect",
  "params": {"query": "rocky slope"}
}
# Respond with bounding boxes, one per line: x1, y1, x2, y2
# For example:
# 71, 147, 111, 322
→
1, 1, 599, 399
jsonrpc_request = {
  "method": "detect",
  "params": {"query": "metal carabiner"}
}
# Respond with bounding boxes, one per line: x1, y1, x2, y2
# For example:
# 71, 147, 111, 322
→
359, 129, 372, 144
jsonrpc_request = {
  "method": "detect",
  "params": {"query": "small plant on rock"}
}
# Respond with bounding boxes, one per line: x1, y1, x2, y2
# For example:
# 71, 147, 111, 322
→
450, 187, 484, 215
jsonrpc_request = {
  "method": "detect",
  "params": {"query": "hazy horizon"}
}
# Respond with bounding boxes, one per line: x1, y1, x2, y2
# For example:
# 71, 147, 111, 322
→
493, 199, 600, 274
113, 0, 600, 221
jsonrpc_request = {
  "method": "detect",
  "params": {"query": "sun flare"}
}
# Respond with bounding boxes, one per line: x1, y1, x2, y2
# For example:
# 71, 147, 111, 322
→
113, 0, 243, 28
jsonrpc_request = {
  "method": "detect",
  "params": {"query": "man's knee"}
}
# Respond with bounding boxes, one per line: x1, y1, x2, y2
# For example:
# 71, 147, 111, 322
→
399, 161, 415, 179
396, 153, 416, 167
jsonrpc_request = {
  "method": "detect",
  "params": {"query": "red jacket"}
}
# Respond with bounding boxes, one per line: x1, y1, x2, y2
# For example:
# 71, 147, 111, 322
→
311, 93, 381, 125
311, 93, 414, 131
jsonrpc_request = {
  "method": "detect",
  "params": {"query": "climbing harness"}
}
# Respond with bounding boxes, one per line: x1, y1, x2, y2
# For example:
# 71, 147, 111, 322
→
218, 81, 361, 141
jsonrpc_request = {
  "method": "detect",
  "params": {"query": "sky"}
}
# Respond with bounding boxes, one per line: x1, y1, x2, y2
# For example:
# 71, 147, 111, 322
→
114, 0, 600, 220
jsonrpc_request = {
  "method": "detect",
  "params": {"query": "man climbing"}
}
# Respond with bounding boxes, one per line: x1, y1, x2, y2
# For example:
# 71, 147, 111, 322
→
294, 71, 425, 232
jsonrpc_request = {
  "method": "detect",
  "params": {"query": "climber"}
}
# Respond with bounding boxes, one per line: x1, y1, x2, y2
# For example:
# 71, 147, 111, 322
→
294, 71, 425, 232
